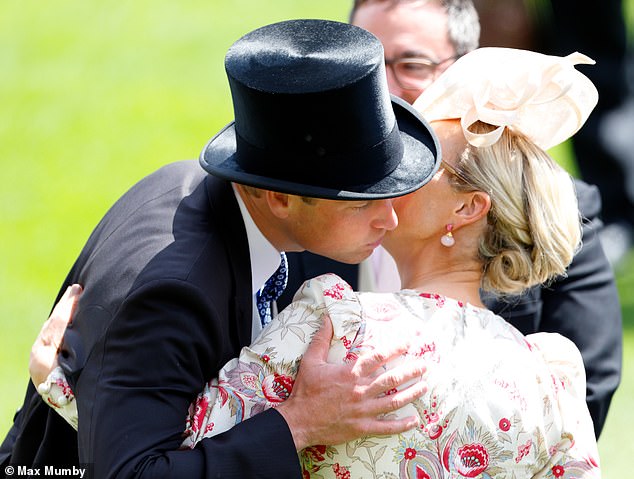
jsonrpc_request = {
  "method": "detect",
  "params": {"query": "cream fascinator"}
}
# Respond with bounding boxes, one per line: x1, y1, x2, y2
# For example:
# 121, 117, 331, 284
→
412, 47, 599, 149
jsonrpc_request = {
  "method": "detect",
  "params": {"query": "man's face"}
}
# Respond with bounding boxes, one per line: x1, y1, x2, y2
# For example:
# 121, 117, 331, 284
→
352, 1, 457, 104
286, 196, 398, 264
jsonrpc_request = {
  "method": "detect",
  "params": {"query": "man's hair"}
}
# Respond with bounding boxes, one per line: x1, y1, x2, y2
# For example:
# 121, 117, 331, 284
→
349, 0, 480, 56
240, 185, 316, 205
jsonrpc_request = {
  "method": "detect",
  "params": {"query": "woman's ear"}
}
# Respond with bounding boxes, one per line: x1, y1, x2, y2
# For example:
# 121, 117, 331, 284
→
265, 190, 291, 219
455, 191, 491, 226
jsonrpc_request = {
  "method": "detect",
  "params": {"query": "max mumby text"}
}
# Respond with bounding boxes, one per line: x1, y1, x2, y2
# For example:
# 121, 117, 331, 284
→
5, 465, 87, 478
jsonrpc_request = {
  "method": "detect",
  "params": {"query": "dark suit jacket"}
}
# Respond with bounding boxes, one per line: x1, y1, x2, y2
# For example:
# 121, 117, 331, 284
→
279, 179, 622, 438
1, 160, 301, 478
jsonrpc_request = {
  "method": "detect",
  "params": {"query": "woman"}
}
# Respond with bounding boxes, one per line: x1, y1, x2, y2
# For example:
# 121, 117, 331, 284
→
33, 47, 601, 478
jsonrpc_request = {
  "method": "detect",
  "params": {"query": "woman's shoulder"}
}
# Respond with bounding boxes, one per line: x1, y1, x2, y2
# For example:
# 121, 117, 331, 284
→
292, 273, 356, 303
524, 332, 587, 393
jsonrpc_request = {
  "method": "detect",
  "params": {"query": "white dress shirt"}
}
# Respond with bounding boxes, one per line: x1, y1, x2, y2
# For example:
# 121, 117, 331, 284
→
232, 185, 283, 341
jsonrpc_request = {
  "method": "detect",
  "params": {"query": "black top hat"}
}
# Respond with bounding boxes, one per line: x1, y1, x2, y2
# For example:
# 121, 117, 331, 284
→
200, 19, 440, 200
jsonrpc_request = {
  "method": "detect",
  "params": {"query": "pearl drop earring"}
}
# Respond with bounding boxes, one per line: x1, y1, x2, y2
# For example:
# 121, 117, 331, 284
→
441, 224, 455, 247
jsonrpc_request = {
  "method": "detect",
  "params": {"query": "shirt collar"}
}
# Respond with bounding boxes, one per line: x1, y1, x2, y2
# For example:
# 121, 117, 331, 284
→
232, 185, 282, 295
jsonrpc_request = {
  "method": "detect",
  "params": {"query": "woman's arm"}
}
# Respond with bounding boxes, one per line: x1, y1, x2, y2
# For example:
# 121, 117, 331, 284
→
28, 284, 82, 430
30, 284, 82, 388
31, 275, 426, 452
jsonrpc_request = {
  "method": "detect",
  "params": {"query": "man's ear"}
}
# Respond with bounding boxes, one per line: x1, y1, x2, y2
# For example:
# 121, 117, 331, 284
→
455, 191, 491, 225
265, 191, 291, 219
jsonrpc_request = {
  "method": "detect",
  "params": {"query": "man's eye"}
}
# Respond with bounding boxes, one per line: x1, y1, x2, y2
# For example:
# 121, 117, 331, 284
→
352, 203, 369, 211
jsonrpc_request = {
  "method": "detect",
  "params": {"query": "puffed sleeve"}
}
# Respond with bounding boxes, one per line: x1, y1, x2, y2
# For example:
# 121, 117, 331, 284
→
525, 332, 602, 478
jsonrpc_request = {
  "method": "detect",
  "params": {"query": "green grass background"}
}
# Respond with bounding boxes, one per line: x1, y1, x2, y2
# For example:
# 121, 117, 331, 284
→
1, 1, 632, 476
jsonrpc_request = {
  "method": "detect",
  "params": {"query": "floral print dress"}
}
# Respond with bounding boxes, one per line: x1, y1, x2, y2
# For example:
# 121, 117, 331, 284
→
180, 274, 600, 478
41, 273, 600, 478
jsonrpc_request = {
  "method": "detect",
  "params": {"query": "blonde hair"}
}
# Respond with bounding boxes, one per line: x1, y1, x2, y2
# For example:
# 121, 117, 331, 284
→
450, 122, 582, 296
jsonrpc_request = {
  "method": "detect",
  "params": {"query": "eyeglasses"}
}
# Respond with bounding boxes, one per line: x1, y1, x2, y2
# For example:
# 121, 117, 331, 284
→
384, 55, 461, 91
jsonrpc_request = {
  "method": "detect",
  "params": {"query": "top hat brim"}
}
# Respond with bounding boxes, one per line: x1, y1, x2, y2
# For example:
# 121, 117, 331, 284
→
200, 97, 440, 200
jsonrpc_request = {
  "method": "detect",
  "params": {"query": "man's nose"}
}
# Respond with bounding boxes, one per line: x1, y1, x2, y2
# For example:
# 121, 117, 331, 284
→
374, 199, 399, 231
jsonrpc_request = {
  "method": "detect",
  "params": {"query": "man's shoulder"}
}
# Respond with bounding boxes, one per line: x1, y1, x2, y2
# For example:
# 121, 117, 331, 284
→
126, 159, 207, 195
573, 178, 601, 220
75, 160, 241, 298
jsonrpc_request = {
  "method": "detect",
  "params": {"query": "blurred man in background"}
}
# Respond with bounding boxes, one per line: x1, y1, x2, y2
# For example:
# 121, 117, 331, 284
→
474, 0, 634, 267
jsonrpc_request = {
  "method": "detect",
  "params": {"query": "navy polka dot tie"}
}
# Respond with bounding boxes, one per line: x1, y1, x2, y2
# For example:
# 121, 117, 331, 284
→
256, 252, 288, 327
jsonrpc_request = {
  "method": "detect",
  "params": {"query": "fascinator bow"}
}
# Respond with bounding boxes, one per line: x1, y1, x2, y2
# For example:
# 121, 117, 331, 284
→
413, 47, 599, 149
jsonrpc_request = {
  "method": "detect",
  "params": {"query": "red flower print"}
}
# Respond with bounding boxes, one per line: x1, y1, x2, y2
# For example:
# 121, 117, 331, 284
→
385, 388, 398, 396
46, 397, 61, 409
56, 378, 73, 398
515, 439, 532, 463
455, 443, 490, 478
191, 395, 210, 433
332, 463, 351, 479
419, 292, 445, 307
46, 378, 75, 409
404, 447, 417, 460
217, 385, 229, 407
261, 354, 270, 362
416, 465, 431, 479
304, 445, 327, 462
344, 351, 359, 362
324, 283, 347, 300
413, 342, 436, 357
262, 373, 294, 403
424, 422, 443, 440
552, 465, 565, 477
499, 417, 511, 431
240, 373, 259, 390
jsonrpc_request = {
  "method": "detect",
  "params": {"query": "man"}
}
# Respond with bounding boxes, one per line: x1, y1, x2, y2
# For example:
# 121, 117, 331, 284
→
279, 0, 622, 438
0, 19, 439, 477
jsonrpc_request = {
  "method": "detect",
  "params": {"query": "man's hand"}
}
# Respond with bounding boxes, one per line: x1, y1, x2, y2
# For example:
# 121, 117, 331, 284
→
276, 316, 427, 451
29, 284, 82, 387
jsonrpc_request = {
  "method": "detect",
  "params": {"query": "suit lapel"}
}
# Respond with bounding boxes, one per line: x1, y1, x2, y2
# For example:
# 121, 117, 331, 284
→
205, 176, 253, 347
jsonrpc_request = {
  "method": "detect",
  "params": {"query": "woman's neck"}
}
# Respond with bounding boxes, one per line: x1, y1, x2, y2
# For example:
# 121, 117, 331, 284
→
396, 250, 486, 308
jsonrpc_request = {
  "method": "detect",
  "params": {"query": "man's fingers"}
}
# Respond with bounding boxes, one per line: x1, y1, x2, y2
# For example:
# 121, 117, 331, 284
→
350, 341, 411, 378
371, 378, 427, 416
367, 359, 426, 396
301, 315, 333, 364
348, 355, 427, 419
360, 414, 422, 437
278, 326, 428, 449
30, 284, 83, 387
